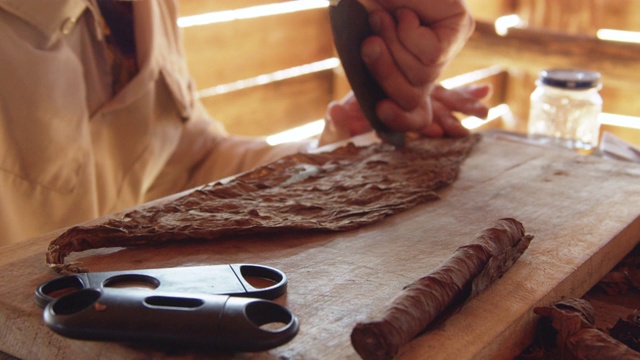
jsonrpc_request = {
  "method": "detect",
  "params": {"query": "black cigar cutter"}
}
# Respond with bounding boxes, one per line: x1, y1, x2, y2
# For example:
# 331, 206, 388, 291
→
35, 264, 299, 352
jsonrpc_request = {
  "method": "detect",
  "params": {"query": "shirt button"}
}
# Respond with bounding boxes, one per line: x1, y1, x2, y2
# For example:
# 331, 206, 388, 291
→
60, 17, 77, 35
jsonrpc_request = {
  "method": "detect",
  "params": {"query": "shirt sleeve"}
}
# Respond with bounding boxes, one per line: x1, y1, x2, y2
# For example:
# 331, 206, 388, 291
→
144, 98, 312, 202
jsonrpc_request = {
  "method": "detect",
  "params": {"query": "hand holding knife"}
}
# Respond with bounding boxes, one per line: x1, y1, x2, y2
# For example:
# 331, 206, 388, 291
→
329, 0, 406, 148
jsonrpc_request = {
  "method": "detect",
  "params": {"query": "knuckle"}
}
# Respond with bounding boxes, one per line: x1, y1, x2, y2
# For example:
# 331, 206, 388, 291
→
400, 90, 425, 110
409, 71, 432, 86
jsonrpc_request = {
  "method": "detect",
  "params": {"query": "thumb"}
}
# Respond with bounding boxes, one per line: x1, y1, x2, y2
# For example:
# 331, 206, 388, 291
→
318, 101, 352, 146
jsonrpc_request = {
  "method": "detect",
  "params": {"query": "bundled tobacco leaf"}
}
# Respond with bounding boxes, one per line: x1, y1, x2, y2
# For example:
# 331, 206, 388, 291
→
598, 271, 635, 296
350, 218, 533, 360
609, 311, 640, 352
532, 298, 640, 359
596, 245, 640, 296
46, 135, 481, 273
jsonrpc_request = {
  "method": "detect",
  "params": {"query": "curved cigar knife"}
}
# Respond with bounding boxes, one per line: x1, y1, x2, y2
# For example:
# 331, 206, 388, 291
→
329, 0, 406, 148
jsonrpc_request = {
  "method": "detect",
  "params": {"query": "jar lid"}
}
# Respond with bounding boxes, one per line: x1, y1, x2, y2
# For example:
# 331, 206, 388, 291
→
539, 69, 601, 89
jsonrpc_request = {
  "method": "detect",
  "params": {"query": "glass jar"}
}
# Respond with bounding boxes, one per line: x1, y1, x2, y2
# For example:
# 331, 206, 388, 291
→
527, 69, 602, 152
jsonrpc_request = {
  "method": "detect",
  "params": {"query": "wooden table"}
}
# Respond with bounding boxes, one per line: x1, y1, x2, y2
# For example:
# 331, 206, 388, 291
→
1, 133, 639, 359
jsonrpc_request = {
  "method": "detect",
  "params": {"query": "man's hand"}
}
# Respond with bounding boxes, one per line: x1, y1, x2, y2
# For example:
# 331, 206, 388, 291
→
356, 0, 475, 132
319, 84, 490, 146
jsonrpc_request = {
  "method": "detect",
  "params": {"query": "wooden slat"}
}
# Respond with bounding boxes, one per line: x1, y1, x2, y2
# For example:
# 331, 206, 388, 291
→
331, 66, 351, 102
182, 8, 333, 89
462, 21, 640, 90
447, 21, 640, 122
596, 0, 640, 31
460, 0, 640, 31
514, 0, 602, 35
199, 71, 333, 136
502, 70, 536, 131
447, 63, 640, 139
177, 2, 335, 137
600, 86, 640, 118
514, 0, 640, 34
601, 124, 640, 146
445, 68, 512, 132
177, 0, 291, 17
466, 0, 514, 21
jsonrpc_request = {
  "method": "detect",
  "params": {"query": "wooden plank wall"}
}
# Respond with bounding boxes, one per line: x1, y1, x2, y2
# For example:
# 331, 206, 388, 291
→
177, 1, 335, 136
449, 0, 640, 144
178, 0, 640, 143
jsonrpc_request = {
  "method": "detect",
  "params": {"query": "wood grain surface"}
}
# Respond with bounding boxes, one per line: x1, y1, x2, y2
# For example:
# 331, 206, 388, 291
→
1, 134, 639, 359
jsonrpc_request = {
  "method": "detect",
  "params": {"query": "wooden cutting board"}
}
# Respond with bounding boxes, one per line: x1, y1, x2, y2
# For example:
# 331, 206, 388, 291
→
1, 133, 639, 359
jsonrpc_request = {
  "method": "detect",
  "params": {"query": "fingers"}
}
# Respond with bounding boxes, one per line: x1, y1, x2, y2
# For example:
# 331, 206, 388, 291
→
370, 9, 438, 85
427, 100, 470, 138
432, 84, 491, 119
361, 7, 462, 131
395, 8, 441, 70
319, 101, 351, 146
361, 9, 433, 114
322, 84, 483, 143
377, 0, 473, 32
361, 35, 425, 111
355, 1, 479, 139
320, 93, 374, 146
421, 122, 444, 138
375, 97, 432, 132
419, 97, 471, 139
371, 0, 475, 68
420, 83, 492, 139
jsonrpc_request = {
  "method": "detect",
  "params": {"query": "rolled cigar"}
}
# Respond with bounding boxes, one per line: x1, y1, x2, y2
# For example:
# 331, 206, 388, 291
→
351, 218, 533, 359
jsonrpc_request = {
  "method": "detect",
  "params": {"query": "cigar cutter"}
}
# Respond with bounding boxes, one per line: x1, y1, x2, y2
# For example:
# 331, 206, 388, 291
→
35, 263, 288, 307
36, 264, 298, 351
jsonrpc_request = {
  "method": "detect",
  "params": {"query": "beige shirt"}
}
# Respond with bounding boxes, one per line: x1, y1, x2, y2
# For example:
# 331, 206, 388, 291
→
0, 0, 305, 245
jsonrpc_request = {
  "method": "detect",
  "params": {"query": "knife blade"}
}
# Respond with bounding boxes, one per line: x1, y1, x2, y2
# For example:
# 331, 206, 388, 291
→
329, 0, 406, 147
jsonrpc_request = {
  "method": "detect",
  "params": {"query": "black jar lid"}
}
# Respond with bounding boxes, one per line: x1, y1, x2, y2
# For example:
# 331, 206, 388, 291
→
539, 69, 601, 89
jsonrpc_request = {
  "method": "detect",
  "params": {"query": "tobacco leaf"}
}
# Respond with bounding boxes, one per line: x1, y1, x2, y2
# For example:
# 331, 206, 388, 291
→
609, 311, 640, 352
470, 231, 533, 297
46, 135, 481, 273
532, 298, 640, 360
596, 245, 640, 296
597, 270, 633, 296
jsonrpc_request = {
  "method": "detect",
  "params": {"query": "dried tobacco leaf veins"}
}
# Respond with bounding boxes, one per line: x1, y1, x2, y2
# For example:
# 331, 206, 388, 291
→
46, 135, 481, 273
350, 218, 533, 360
533, 298, 640, 360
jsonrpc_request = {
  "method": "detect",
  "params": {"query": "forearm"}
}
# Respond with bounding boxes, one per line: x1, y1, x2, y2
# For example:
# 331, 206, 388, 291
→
185, 135, 312, 188
145, 118, 312, 201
